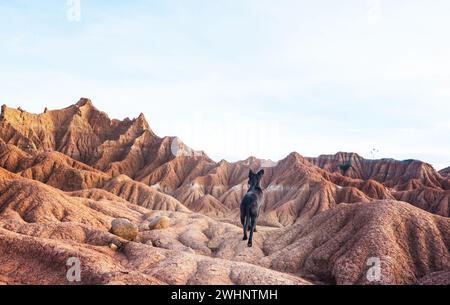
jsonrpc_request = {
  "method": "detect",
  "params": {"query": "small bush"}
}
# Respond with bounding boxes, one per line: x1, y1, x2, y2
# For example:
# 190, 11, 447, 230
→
338, 159, 353, 174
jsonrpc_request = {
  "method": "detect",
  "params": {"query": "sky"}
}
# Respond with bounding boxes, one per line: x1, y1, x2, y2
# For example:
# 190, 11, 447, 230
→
1, 0, 449, 170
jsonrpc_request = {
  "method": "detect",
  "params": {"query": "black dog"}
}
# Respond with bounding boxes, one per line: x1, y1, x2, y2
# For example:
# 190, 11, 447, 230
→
240, 169, 264, 247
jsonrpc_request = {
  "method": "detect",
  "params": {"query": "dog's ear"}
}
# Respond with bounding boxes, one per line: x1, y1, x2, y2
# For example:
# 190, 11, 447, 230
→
257, 169, 265, 177
249, 170, 255, 178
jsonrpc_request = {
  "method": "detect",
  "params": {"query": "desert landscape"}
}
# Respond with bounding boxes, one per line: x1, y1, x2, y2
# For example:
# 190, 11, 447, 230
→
0, 98, 449, 285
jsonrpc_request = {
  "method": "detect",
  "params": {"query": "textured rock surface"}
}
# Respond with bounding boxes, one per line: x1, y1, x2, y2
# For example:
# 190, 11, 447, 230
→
0, 174, 310, 285
110, 218, 138, 241
0, 100, 449, 285
261, 200, 450, 284
148, 216, 171, 230
417, 270, 450, 285
307, 152, 448, 190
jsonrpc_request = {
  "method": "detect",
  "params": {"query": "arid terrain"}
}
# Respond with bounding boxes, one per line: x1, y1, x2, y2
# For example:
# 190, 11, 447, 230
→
0, 98, 449, 285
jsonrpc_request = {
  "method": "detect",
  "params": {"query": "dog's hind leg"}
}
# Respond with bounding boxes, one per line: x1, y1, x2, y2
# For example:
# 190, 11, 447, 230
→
247, 216, 256, 247
247, 226, 257, 232
242, 215, 248, 241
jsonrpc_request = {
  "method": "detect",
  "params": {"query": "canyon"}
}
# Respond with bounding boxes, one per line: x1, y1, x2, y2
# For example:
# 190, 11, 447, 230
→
0, 98, 449, 285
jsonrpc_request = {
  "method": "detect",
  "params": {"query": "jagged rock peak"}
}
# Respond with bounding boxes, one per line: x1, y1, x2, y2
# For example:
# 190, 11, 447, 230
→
0, 104, 6, 118
76, 97, 93, 108
134, 112, 150, 130
72, 98, 151, 132
284, 151, 307, 163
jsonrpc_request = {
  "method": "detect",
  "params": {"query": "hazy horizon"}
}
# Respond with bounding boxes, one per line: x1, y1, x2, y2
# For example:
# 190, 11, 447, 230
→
1, 1, 449, 170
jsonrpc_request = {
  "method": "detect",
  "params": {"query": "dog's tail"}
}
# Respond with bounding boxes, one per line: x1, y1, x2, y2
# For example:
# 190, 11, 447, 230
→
241, 195, 252, 228
243, 207, 250, 231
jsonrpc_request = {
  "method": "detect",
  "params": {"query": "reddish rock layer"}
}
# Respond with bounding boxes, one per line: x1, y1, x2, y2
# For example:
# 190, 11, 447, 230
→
0, 99, 449, 285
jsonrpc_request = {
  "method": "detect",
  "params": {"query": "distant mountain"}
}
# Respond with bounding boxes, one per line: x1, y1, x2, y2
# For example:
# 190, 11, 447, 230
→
440, 166, 450, 178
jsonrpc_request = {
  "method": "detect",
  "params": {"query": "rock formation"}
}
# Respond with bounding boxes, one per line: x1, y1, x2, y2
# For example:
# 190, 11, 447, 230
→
0, 99, 448, 285
110, 218, 139, 241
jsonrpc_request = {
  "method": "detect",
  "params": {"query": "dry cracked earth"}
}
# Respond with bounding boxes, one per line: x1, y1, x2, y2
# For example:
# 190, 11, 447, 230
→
0, 98, 449, 285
